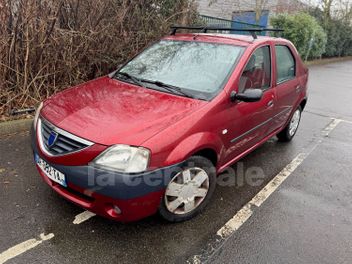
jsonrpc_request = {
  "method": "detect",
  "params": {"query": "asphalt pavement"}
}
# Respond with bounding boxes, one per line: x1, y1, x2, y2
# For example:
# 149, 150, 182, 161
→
0, 60, 351, 264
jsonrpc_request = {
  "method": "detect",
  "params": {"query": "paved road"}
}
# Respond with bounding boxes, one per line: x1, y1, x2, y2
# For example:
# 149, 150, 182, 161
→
0, 61, 351, 263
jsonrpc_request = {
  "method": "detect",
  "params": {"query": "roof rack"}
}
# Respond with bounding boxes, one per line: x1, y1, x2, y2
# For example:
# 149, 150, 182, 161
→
170, 26, 283, 40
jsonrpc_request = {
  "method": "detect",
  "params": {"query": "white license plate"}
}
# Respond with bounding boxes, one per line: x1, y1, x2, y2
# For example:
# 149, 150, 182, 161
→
35, 154, 67, 187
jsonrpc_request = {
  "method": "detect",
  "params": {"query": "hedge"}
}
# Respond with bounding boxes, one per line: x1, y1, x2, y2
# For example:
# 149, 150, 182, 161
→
271, 13, 327, 60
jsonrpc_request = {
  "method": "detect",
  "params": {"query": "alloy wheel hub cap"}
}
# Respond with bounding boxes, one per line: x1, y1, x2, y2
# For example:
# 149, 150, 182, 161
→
165, 168, 209, 215
289, 109, 301, 136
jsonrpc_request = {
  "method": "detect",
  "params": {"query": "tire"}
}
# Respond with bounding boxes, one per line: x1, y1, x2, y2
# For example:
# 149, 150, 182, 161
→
277, 106, 302, 142
159, 156, 216, 222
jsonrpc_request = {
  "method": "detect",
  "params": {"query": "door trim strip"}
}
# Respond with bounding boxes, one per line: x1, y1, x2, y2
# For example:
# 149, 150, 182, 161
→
230, 107, 292, 144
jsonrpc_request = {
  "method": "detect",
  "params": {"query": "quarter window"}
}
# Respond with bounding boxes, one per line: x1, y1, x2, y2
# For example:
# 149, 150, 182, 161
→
239, 46, 271, 93
275, 45, 296, 83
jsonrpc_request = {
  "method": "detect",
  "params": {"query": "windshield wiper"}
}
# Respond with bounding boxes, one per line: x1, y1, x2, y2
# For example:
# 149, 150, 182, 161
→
140, 79, 194, 99
115, 72, 195, 99
114, 71, 146, 88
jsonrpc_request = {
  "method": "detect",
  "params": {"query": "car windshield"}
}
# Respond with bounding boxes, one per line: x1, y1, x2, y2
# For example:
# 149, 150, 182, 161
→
117, 40, 244, 100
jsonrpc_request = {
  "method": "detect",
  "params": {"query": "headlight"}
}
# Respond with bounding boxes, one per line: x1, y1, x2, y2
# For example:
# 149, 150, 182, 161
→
93, 145, 150, 173
34, 102, 43, 130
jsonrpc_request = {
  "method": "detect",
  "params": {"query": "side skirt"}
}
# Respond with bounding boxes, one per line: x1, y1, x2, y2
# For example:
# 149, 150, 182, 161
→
217, 126, 284, 173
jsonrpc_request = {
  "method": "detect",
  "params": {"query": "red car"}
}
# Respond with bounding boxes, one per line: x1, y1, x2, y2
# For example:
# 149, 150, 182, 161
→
32, 27, 308, 222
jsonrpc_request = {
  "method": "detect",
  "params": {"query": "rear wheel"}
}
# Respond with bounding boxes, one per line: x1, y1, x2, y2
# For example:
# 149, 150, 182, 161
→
277, 106, 302, 142
159, 156, 216, 222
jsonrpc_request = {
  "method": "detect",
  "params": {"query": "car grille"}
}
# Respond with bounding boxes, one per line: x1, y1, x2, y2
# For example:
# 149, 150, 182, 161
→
39, 118, 93, 156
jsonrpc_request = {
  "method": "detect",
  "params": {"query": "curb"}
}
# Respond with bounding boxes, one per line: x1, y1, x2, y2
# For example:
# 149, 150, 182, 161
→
0, 119, 33, 136
305, 56, 352, 66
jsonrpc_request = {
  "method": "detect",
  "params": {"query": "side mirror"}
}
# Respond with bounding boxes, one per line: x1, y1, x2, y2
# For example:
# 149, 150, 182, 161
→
230, 89, 264, 103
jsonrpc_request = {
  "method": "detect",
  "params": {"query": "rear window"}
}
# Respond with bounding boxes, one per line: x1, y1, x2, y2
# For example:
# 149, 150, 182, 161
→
275, 45, 296, 84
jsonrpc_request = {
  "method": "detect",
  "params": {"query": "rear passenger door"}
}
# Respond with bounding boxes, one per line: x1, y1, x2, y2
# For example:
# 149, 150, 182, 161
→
272, 45, 300, 130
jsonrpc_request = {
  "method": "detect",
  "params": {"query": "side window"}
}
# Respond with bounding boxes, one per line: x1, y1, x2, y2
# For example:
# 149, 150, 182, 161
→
239, 46, 271, 93
275, 45, 296, 84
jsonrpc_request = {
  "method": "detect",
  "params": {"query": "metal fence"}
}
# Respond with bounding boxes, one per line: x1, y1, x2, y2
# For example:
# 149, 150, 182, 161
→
199, 15, 264, 35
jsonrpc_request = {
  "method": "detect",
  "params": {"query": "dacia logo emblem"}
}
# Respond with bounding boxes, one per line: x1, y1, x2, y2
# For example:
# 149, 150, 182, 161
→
48, 131, 58, 148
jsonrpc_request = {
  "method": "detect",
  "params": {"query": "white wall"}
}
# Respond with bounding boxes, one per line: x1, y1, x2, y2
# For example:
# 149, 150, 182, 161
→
195, 0, 305, 20
195, 0, 242, 19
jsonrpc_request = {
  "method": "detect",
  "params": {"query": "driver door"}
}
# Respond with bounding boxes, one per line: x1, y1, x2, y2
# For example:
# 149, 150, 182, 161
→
223, 45, 276, 164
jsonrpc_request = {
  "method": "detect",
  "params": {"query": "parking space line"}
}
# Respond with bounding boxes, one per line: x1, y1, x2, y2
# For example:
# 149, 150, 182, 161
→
321, 118, 342, 137
216, 204, 253, 239
217, 152, 307, 239
0, 233, 54, 264
190, 118, 342, 263
249, 153, 307, 207
341, 119, 352, 124
305, 110, 352, 124
73, 211, 96, 225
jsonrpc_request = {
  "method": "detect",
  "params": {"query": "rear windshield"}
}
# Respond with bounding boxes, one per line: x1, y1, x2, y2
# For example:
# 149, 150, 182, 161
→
119, 40, 244, 100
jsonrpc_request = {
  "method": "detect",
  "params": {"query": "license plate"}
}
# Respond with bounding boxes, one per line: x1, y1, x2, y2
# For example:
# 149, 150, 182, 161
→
35, 154, 67, 187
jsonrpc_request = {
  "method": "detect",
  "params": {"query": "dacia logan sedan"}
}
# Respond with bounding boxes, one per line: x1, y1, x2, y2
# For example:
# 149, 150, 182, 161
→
32, 28, 308, 222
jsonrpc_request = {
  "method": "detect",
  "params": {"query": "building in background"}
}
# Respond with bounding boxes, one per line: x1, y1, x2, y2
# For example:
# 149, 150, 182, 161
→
195, 0, 308, 27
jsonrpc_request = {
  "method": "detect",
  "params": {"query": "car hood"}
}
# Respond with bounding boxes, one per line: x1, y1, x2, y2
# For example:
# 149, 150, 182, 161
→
41, 76, 207, 146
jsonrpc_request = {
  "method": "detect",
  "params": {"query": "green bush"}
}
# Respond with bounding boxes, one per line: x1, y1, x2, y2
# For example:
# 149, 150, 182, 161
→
271, 13, 327, 60
309, 8, 352, 57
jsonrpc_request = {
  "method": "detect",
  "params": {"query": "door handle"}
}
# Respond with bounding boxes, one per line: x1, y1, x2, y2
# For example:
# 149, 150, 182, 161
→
267, 100, 274, 107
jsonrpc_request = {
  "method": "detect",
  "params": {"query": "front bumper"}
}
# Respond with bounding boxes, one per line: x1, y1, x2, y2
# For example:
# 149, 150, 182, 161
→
31, 125, 183, 222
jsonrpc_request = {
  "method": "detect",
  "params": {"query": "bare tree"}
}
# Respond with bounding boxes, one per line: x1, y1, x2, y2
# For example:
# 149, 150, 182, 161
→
337, 0, 352, 22
254, 0, 268, 23
0, 0, 198, 119
322, 0, 335, 24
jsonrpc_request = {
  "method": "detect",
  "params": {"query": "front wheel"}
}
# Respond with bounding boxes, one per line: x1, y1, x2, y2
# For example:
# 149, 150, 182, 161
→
277, 106, 302, 142
159, 156, 216, 222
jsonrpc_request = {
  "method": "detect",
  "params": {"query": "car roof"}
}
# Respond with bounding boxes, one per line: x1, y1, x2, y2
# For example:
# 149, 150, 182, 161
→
163, 33, 286, 47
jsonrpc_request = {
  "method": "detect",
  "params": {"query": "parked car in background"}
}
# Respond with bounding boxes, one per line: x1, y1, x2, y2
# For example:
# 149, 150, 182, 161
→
32, 27, 308, 222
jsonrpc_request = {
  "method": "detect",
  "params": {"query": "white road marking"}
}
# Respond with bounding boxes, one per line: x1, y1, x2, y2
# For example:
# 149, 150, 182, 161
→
305, 111, 352, 124
217, 153, 307, 239
216, 204, 253, 238
73, 211, 96, 225
0, 233, 54, 264
321, 118, 342, 137
342, 119, 352, 124
250, 153, 307, 207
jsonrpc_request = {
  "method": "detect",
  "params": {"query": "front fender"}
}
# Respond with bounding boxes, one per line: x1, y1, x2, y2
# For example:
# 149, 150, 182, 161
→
164, 132, 224, 166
